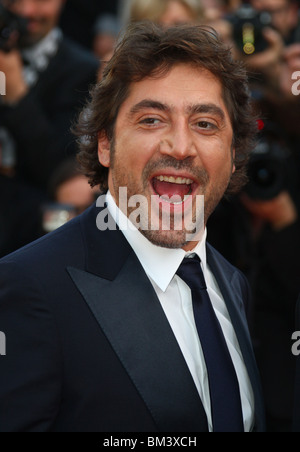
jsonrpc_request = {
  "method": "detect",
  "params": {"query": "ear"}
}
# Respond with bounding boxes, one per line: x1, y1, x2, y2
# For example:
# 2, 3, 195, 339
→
98, 132, 111, 168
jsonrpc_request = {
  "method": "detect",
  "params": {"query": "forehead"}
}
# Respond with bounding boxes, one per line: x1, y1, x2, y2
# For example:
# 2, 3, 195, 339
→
118, 64, 229, 118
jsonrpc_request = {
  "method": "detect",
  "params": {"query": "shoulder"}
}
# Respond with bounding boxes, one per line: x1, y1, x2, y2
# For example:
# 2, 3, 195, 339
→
207, 242, 251, 306
0, 212, 84, 279
206, 242, 244, 278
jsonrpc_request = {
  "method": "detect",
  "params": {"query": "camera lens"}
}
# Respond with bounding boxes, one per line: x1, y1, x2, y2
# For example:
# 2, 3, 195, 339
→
251, 161, 276, 188
1, 27, 12, 39
244, 132, 292, 201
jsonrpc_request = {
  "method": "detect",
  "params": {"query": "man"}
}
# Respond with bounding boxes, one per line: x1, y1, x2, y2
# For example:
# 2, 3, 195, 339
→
0, 0, 99, 187
209, 190, 300, 431
0, 23, 265, 432
0, 0, 99, 256
251, 0, 300, 44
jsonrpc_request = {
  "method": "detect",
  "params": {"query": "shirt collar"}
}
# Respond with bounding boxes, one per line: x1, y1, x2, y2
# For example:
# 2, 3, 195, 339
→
22, 28, 62, 65
106, 191, 207, 292
21, 28, 63, 87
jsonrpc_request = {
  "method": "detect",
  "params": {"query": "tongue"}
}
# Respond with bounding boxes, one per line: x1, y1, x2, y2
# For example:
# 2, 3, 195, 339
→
152, 179, 191, 201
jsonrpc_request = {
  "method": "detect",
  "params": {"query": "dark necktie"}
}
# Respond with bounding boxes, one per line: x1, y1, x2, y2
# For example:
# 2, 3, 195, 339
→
177, 256, 244, 432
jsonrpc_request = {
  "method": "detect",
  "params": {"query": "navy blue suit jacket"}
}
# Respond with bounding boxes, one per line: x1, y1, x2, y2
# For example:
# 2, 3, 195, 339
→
0, 204, 265, 432
293, 294, 300, 432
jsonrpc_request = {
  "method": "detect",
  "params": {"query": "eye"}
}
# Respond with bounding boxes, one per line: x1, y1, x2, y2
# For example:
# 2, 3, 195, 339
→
196, 121, 216, 130
139, 117, 161, 126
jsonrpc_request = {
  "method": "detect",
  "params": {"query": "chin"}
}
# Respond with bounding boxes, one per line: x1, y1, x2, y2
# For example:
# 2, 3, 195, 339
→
140, 229, 190, 250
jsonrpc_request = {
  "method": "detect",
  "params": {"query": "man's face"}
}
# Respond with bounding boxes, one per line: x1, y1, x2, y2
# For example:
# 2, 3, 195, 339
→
252, 0, 298, 38
9, 0, 65, 45
98, 64, 235, 251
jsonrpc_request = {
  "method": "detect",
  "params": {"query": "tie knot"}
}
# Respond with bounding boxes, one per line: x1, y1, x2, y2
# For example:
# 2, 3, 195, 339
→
176, 256, 207, 290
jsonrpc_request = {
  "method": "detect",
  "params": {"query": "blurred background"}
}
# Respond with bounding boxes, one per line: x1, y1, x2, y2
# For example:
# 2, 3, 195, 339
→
0, 0, 299, 432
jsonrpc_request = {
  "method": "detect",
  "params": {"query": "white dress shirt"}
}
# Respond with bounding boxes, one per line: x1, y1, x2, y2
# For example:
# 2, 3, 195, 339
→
106, 191, 255, 432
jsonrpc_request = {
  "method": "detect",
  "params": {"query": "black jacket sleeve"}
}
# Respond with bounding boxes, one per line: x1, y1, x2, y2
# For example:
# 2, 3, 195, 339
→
0, 261, 62, 432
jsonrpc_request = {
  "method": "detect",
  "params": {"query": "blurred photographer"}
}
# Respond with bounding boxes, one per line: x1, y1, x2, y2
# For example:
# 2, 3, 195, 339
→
251, 0, 300, 44
204, 0, 300, 432
229, 1, 300, 139
0, 0, 99, 187
0, 0, 99, 256
208, 121, 300, 431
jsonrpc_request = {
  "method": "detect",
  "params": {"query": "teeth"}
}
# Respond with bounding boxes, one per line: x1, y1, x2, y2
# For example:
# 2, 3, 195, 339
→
159, 194, 191, 204
155, 176, 193, 185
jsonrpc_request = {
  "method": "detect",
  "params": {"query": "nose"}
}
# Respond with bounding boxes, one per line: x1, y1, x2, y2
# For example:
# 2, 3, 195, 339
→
159, 119, 197, 161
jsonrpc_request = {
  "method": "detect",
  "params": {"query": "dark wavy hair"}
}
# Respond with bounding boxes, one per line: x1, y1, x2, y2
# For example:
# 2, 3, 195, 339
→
75, 21, 257, 194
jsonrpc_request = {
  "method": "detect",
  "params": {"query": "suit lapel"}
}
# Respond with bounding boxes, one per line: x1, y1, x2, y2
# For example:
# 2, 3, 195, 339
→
68, 205, 208, 432
206, 245, 265, 432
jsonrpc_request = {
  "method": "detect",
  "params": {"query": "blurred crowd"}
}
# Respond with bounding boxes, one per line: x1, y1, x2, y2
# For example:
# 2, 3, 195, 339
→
0, 0, 299, 432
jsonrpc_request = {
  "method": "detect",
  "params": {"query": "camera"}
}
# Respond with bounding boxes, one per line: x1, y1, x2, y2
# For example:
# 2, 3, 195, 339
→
41, 203, 77, 234
0, 3, 28, 52
245, 126, 292, 201
229, 4, 272, 56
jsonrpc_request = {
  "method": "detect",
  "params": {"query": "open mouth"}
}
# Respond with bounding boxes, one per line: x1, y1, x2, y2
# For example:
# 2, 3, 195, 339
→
151, 175, 197, 204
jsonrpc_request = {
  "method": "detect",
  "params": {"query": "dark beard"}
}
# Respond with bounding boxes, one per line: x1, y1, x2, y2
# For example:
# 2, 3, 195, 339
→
110, 142, 232, 249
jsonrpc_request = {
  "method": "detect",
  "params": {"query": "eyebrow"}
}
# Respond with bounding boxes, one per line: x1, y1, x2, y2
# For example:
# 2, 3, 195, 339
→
128, 100, 171, 116
186, 103, 226, 123
128, 99, 226, 123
